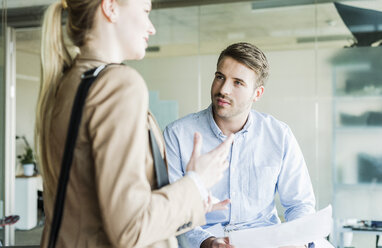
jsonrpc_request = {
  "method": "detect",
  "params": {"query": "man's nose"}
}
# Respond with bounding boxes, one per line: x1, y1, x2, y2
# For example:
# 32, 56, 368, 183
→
219, 81, 232, 95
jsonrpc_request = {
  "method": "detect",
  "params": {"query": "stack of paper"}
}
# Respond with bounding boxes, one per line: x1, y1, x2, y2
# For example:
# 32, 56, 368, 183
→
229, 205, 334, 248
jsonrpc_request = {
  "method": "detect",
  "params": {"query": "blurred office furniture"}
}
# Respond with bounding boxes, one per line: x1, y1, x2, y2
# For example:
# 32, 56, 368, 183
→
340, 220, 382, 248
340, 112, 382, 127
331, 45, 382, 247
14, 175, 42, 230
358, 154, 382, 183
37, 190, 45, 226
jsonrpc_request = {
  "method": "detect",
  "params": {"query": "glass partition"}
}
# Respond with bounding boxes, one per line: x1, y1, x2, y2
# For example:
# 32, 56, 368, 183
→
0, 0, 7, 245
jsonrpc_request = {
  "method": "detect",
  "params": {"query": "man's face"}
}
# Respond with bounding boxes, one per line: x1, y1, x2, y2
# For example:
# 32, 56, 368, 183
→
211, 56, 263, 120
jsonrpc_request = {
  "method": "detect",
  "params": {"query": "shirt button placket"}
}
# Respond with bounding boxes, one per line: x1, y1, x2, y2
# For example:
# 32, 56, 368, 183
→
230, 136, 238, 224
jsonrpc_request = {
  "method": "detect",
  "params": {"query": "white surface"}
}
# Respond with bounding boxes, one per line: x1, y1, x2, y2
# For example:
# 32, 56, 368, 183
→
227, 205, 333, 248
14, 176, 40, 230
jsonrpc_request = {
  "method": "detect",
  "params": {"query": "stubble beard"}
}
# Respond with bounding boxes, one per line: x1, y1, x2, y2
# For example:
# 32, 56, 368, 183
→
212, 98, 253, 121
212, 100, 237, 119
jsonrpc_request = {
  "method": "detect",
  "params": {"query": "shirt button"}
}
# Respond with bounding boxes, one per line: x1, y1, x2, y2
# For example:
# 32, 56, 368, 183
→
231, 192, 236, 197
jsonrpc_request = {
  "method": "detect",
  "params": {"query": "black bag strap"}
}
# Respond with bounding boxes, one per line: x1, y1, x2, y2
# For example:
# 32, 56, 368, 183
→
48, 64, 108, 248
48, 64, 169, 248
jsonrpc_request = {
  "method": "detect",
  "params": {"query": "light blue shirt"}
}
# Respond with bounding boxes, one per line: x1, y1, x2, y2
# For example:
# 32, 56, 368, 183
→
163, 105, 315, 248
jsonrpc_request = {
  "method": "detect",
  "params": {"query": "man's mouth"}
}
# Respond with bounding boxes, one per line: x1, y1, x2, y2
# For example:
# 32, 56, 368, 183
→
216, 97, 231, 106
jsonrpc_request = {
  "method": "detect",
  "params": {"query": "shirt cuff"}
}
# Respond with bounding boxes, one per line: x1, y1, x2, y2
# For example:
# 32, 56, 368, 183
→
186, 171, 208, 201
177, 226, 214, 248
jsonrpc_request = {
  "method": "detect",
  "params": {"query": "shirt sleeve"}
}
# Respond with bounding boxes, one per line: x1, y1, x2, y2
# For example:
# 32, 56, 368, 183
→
177, 226, 214, 248
87, 66, 206, 247
164, 121, 212, 248
163, 125, 185, 183
277, 126, 316, 221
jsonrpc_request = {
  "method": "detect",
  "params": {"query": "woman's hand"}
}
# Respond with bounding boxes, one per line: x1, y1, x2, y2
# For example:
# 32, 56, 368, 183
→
204, 193, 231, 213
186, 132, 234, 189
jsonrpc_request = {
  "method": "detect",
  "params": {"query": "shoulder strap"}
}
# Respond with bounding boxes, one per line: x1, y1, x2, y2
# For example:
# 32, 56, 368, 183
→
48, 64, 108, 248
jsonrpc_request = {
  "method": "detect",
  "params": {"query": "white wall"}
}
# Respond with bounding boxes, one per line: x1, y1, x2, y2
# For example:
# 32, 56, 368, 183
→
15, 50, 40, 168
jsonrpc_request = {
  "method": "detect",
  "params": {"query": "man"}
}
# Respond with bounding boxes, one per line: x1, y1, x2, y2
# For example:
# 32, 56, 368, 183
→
164, 42, 315, 248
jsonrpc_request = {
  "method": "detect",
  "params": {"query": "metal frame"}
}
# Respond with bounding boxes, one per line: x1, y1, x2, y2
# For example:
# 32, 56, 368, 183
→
3, 26, 16, 246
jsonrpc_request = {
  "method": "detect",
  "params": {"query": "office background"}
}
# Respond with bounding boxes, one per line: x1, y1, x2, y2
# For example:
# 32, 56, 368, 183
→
1, 0, 382, 246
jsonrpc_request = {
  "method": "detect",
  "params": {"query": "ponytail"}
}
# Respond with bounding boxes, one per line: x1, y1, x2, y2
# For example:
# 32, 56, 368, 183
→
35, 2, 74, 183
35, 0, 101, 185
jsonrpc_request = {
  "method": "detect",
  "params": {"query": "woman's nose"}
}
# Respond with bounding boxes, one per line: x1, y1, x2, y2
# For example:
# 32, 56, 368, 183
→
148, 20, 156, 35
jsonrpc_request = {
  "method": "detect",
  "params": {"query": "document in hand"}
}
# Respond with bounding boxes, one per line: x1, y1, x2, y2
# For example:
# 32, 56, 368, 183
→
229, 205, 333, 248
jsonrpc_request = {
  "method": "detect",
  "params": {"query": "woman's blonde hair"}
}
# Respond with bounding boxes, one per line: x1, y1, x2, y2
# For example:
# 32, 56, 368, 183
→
35, 0, 102, 186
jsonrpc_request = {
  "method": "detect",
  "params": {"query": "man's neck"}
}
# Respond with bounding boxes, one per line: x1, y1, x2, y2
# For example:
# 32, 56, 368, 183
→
213, 110, 250, 136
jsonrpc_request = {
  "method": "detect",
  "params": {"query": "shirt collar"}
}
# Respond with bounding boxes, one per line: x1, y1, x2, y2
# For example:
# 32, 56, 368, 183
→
207, 105, 253, 139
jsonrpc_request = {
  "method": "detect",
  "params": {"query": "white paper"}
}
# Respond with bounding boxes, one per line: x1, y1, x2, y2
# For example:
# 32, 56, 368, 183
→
205, 223, 225, 237
312, 238, 335, 248
228, 205, 333, 248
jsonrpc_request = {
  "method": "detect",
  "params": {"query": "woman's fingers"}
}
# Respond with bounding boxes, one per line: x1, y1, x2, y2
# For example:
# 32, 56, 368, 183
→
211, 199, 231, 211
210, 134, 234, 157
191, 132, 202, 159
187, 133, 233, 189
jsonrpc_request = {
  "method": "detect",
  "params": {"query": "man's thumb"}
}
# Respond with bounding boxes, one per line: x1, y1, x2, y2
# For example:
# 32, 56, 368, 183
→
223, 236, 230, 244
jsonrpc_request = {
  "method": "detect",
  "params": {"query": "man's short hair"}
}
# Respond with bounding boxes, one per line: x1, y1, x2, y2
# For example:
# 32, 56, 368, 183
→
217, 42, 269, 88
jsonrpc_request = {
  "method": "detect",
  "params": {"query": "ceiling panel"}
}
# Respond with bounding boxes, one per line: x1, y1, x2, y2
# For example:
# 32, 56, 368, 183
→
14, 0, 382, 56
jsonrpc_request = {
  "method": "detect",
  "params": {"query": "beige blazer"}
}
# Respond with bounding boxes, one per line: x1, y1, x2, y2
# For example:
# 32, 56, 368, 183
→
40, 52, 205, 248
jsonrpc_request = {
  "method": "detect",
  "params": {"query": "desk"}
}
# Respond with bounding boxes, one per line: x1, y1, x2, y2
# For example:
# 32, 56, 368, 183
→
339, 226, 382, 248
14, 176, 42, 230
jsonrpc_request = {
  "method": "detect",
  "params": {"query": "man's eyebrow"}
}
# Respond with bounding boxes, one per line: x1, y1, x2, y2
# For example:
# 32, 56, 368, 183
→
215, 71, 246, 84
233, 77, 245, 83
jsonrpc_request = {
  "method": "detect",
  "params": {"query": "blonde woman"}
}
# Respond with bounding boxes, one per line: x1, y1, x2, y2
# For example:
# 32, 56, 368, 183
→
36, 0, 234, 247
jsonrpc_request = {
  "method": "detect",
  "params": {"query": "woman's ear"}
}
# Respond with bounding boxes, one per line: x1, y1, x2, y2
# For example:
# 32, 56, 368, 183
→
101, 0, 119, 23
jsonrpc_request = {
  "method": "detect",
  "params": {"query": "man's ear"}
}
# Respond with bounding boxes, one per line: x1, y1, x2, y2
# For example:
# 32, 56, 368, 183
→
101, 0, 119, 23
253, 86, 264, 102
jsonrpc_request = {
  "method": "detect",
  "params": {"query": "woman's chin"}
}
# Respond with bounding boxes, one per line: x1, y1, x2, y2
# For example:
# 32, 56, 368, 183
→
136, 52, 146, 60
126, 51, 146, 61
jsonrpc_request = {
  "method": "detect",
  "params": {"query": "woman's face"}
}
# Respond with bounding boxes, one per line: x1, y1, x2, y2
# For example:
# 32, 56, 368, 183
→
116, 0, 156, 60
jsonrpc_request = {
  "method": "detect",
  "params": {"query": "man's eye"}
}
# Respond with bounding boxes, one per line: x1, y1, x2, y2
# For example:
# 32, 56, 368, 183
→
234, 81, 242, 86
216, 75, 224, 80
